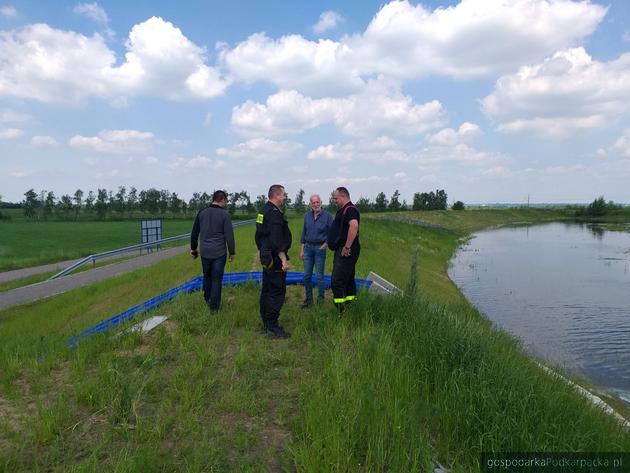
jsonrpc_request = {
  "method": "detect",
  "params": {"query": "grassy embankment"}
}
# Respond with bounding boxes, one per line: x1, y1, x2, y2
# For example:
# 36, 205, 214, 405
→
1, 209, 629, 472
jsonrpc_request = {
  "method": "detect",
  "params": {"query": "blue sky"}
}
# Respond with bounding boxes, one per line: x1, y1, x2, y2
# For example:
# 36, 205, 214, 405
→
1, 0, 630, 204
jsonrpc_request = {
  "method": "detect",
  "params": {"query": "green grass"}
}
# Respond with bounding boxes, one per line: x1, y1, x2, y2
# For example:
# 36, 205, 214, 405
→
1, 210, 629, 471
0, 220, 194, 271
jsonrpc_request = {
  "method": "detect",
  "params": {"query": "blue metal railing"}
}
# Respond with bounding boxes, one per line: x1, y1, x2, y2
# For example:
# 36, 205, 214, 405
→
68, 271, 372, 347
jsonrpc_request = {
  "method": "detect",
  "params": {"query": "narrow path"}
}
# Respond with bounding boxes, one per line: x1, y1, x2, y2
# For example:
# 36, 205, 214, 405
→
0, 245, 189, 311
0, 259, 82, 284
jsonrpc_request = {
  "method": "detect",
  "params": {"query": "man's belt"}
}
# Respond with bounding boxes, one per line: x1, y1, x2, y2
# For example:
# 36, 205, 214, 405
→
306, 241, 326, 245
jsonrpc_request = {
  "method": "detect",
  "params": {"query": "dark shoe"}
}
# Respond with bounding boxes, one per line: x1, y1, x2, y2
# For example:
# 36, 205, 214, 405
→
300, 299, 313, 309
265, 324, 291, 339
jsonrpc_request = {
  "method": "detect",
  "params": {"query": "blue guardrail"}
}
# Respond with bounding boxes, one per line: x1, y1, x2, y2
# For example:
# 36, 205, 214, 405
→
68, 271, 372, 347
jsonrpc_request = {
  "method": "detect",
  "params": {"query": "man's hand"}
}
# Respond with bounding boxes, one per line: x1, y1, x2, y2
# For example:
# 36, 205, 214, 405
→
299, 248, 304, 261
319, 242, 328, 250
190, 249, 199, 259
228, 254, 235, 262
341, 246, 351, 257
279, 252, 290, 272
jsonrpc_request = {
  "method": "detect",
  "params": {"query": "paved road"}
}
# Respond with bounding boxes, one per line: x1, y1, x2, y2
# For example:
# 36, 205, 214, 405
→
0, 258, 82, 284
0, 245, 189, 311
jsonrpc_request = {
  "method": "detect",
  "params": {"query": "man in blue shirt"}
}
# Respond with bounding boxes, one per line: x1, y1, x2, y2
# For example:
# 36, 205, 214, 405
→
299, 194, 333, 308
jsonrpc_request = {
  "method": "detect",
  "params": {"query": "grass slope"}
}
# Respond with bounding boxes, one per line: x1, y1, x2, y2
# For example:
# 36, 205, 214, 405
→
1, 210, 628, 472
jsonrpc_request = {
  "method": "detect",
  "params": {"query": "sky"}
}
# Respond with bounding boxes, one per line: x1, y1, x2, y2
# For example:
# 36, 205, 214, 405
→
1, 0, 630, 205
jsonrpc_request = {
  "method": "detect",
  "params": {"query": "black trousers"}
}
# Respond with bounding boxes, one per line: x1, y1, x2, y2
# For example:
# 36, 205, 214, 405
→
260, 266, 287, 328
331, 247, 360, 307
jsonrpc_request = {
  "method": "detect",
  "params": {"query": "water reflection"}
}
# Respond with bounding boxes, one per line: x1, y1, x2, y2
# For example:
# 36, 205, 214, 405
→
448, 222, 630, 405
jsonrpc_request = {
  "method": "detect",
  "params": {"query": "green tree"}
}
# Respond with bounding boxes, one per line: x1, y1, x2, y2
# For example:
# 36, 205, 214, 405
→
43, 191, 55, 219
95, 189, 108, 219
73, 189, 83, 219
85, 191, 95, 213
452, 200, 465, 210
255, 194, 266, 211
127, 187, 138, 213
356, 196, 372, 213
23, 188, 39, 219
374, 192, 388, 212
57, 194, 73, 219
170, 192, 182, 214
140, 188, 160, 213
293, 188, 306, 213
388, 190, 401, 211
114, 186, 127, 216
327, 192, 336, 212
158, 190, 170, 214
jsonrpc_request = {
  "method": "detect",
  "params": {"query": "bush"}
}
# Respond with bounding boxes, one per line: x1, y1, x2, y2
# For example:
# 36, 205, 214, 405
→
452, 201, 465, 211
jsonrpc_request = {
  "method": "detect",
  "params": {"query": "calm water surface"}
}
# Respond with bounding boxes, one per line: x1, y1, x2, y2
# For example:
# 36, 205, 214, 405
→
448, 222, 630, 404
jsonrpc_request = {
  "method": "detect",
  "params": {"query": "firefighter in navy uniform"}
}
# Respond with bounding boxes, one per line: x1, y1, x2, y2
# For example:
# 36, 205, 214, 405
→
255, 184, 292, 338
327, 186, 360, 314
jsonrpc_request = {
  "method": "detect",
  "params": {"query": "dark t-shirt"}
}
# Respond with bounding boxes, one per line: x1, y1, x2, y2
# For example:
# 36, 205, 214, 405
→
328, 202, 360, 251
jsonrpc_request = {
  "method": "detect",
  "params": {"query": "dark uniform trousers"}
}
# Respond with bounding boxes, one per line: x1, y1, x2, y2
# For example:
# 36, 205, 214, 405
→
331, 247, 360, 310
260, 261, 287, 328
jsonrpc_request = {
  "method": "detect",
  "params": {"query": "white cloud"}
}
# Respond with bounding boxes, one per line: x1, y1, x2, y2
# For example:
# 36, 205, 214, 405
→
95, 169, 119, 179
604, 129, 630, 159
221, 32, 361, 96
0, 5, 16, 17
313, 11, 344, 34
481, 48, 630, 139
232, 87, 445, 137
482, 166, 514, 178
542, 164, 588, 175
307, 143, 354, 161
216, 138, 303, 162
145, 156, 158, 164
0, 18, 230, 104
0, 127, 22, 139
222, 0, 605, 95
73, 3, 108, 25
31, 135, 57, 146
394, 171, 407, 178
69, 129, 154, 154
168, 155, 225, 170
204, 112, 212, 127
427, 122, 481, 145
623, 30, 630, 43
0, 108, 30, 124
9, 171, 27, 177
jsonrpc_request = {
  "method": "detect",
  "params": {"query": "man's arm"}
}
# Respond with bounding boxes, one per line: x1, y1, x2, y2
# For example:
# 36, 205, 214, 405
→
341, 219, 359, 257
190, 212, 201, 258
269, 213, 290, 270
300, 215, 307, 260
224, 213, 235, 262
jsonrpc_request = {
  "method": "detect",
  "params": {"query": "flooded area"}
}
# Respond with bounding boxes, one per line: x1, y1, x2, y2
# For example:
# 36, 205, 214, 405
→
448, 222, 630, 404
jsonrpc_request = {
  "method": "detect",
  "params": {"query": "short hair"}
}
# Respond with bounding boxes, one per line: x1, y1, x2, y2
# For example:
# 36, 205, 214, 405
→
335, 187, 350, 198
309, 194, 321, 202
268, 184, 285, 199
212, 190, 227, 202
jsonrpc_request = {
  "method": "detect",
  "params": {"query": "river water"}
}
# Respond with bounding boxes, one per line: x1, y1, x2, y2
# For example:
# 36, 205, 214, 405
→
448, 222, 630, 404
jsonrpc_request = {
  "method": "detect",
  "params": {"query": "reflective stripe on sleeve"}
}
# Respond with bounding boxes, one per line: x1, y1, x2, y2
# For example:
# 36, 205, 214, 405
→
256, 213, 264, 224
333, 297, 346, 303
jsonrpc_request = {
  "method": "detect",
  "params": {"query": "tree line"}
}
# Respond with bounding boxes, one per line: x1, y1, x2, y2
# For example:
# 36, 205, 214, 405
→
12, 187, 458, 220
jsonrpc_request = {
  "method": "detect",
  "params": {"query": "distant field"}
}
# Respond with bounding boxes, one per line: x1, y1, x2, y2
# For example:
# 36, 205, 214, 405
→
0, 220, 194, 271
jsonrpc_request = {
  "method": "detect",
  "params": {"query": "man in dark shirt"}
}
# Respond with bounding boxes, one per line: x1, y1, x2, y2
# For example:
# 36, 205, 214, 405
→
191, 190, 235, 313
255, 184, 292, 338
327, 186, 360, 315
299, 194, 333, 307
